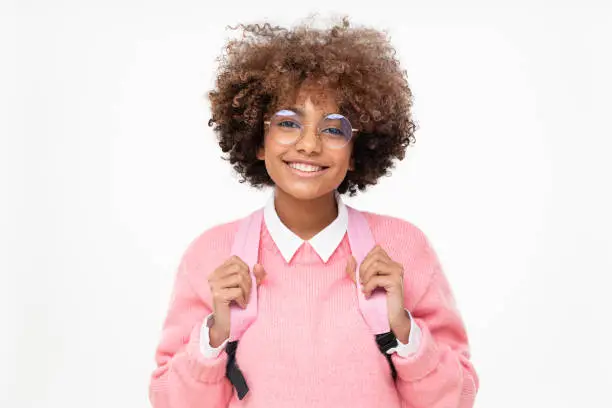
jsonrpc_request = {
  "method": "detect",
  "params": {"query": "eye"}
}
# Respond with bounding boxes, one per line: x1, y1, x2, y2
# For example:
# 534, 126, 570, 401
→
278, 120, 301, 129
321, 127, 346, 137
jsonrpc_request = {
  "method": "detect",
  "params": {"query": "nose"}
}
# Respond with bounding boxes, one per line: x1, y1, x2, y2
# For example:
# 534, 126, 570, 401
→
294, 125, 322, 154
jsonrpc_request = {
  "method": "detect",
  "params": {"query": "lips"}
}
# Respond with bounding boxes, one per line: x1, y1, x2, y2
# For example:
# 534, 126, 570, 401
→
286, 162, 327, 172
283, 160, 330, 177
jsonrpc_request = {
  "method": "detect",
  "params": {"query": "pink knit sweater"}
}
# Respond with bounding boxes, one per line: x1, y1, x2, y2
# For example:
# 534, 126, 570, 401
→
149, 211, 478, 408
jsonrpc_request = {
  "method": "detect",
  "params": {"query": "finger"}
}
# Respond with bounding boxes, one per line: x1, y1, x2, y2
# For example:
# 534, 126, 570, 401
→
393, 261, 405, 283
217, 261, 249, 283
217, 270, 243, 287
345, 255, 357, 283
218, 274, 250, 307
362, 275, 395, 298
253, 264, 267, 287
219, 255, 247, 270
216, 287, 246, 307
231, 255, 249, 268
361, 259, 395, 287
211, 263, 236, 282
222, 256, 249, 275
236, 271, 251, 306
358, 246, 387, 283
236, 264, 252, 304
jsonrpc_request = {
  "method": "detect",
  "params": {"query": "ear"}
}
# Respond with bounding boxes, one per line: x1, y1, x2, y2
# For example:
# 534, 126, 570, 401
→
256, 145, 265, 161
348, 156, 355, 171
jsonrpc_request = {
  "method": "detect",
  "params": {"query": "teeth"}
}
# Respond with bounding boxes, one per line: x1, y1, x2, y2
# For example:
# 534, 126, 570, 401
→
288, 162, 324, 172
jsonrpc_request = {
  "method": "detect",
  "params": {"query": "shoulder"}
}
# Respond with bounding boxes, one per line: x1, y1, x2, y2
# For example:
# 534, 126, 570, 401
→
361, 210, 429, 251
178, 214, 246, 283
360, 209, 442, 281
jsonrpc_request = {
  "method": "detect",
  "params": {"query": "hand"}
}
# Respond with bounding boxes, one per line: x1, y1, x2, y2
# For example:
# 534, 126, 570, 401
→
345, 246, 411, 342
207, 256, 266, 346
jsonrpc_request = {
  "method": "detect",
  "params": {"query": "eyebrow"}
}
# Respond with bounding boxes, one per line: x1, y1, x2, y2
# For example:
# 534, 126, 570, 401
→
285, 106, 306, 117
285, 106, 337, 118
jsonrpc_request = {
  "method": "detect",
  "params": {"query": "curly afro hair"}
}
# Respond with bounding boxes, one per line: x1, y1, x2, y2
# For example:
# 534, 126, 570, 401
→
207, 16, 417, 196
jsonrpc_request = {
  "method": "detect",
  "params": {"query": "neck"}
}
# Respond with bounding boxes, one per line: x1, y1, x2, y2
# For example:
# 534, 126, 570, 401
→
273, 188, 338, 241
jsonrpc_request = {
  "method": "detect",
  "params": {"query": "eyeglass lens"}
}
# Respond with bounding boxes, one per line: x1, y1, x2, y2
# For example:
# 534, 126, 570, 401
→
268, 109, 353, 148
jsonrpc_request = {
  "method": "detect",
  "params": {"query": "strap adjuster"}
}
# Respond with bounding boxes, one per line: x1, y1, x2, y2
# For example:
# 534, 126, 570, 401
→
375, 331, 398, 380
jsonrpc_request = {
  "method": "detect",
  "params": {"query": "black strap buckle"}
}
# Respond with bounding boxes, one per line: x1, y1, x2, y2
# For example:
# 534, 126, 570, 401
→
375, 331, 399, 380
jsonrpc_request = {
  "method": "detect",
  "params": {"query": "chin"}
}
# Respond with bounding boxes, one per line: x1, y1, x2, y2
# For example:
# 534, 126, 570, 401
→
275, 180, 336, 202
280, 185, 325, 201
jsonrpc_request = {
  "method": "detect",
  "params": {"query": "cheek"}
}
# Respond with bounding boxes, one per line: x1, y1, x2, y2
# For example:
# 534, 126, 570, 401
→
259, 137, 288, 176
258, 134, 278, 160
270, 146, 288, 163
332, 148, 353, 171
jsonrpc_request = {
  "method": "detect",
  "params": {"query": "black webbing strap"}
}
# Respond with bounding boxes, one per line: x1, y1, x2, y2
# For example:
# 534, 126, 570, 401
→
375, 331, 399, 381
225, 340, 249, 400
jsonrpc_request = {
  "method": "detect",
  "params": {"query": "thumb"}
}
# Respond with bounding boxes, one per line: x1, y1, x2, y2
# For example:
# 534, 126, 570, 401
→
345, 255, 357, 284
253, 263, 267, 287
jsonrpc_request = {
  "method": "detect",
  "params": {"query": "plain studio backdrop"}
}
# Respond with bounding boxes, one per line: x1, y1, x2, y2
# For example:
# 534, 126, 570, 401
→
1, 1, 611, 407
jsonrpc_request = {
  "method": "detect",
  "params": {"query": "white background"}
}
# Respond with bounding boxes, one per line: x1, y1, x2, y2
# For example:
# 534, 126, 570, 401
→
2, 1, 611, 407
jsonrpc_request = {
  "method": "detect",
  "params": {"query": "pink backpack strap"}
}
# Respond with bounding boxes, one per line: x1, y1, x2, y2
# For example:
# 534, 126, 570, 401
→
228, 208, 263, 341
228, 205, 391, 338
225, 208, 263, 400
226, 204, 396, 399
346, 205, 391, 334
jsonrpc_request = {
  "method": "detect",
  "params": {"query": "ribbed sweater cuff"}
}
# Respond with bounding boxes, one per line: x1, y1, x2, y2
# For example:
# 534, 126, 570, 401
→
186, 322, 228, 383
391, 318, 441, 382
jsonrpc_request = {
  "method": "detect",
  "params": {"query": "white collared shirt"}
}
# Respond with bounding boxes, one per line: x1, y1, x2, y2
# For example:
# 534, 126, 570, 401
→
263, 190, 348, 264
200, 191, 422, 359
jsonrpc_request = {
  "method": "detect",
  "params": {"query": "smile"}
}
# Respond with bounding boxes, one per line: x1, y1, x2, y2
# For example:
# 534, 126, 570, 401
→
284, 161, 329, 177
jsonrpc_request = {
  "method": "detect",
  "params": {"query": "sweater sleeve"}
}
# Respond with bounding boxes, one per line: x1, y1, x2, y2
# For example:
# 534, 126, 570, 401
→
148, 250, 233, 408
392, 239, 479, 408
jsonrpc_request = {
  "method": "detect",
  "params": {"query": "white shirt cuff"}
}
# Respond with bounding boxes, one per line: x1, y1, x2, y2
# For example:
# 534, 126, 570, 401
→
386, 309, 422, 358
199, 312, 229, 359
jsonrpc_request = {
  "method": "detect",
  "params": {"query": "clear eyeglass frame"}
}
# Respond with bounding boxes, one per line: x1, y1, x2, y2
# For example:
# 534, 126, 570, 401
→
263, 110, 360, 149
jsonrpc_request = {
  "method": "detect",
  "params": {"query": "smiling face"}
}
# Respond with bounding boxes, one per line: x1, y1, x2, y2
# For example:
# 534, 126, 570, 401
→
257, 84, 355, 201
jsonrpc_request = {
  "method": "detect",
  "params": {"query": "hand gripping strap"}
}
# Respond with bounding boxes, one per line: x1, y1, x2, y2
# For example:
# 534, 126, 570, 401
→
347, 206, 398, 379
228, 209, 263, 341
226, 209, 263, 400
345, 205, 391, 335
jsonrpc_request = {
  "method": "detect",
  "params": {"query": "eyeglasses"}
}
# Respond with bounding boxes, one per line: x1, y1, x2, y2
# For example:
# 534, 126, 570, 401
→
263, 109, 358, 149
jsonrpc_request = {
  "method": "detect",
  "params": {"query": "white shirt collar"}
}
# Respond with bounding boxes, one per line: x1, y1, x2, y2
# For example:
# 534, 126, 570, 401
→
263, 191, 348, 263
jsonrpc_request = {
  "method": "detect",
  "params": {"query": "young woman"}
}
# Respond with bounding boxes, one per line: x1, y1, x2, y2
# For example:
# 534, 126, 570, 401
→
149, 17, 478, 408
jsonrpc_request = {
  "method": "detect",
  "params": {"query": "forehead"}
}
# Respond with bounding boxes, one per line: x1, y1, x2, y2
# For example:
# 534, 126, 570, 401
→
274, 83, 339, 116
